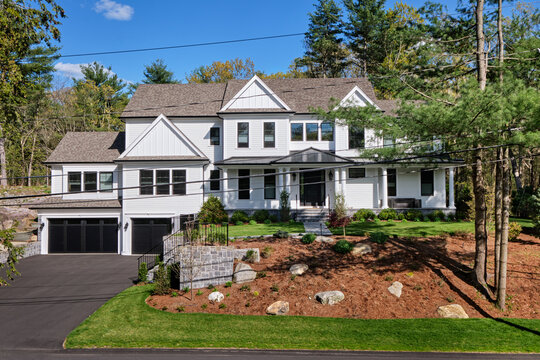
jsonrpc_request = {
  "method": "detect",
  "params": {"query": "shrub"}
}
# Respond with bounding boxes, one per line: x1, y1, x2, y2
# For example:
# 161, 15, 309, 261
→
137, 262, 148, 283
405, 209, 424, 221
270, 284, 279, 292
252, 209, 270, 223
196, 289, 203, 296
253, 291, 259, 297
397, 212, 405, 220
230, 210, 249, 224
274, 230, 289, 239
256, 271, 267, 279
240, 284, 251, 291
182, 286, 190, 293
455, 181, 474, 220
249, 219, 257, 225
433, 210, 446, 221
235, 221, 243, 226
176, 305, 185, 312
426, 212, 437, 222
261, 246, 274, 259
152, 261, 170, 295
288, 219, 296, 225
378, 208, 397, 220
301, 233, 317, 244
244, 249, 257, 263
333, 239, 353, 254
508, 222, 522, 242
511, 186, 537, 218
369, 232, 389, 244
224, 281, 232, 288
353, 209, 376, 221
328, 210, 352, 228
171, 291, 178, 297
198, 196, 228, 224
269, 214, 278, 223
447, 213, 456, 222
207, 284, 215, 289
280, 190, 291, 222
264, 219, 272, 225
201, 304, 208, 309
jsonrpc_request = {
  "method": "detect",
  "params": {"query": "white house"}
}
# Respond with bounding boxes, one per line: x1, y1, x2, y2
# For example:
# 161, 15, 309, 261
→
32, 76, 461, 255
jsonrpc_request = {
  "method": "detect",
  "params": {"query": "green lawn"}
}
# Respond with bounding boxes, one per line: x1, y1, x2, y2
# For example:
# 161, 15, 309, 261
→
65, 285, 540, 352
228, 222, 304, 237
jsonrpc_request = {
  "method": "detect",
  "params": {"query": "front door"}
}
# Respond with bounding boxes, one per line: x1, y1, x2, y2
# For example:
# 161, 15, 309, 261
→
300, 170, 325, 206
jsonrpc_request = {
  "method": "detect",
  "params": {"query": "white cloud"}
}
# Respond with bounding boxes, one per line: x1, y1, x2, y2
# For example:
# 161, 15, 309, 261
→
94, 0, 134, 21
54, 62, 88, 79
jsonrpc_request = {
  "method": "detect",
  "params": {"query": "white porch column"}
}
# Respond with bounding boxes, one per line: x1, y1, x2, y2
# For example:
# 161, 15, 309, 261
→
285, 168, 291, 194
334, 169, 340, 195
381, 167, 388, 209
340, 168, 346, 194
277, 167, 283, 194
448, 167, 456, 209
222, 168, 229, 207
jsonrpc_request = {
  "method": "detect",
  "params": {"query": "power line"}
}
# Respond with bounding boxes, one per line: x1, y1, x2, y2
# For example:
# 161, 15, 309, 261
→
23, 33, 305, 61
5, 152, 537, 208
0, 144, 512, 202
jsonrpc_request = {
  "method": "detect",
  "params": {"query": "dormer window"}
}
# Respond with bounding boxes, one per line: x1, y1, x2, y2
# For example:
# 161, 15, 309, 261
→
84, 172, 97, 191
68, 172, 81, 192
321, 123, 334, 141
237, 122, 249, 148
264, 122, 275, 148
349, 126, 365, 149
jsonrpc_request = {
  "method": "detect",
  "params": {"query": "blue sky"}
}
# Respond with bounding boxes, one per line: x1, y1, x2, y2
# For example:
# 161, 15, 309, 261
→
53, 0, 478, 85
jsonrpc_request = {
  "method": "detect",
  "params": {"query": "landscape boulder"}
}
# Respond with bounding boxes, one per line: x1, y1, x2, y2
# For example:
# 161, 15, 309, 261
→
315, 291, 345, 305
232, 263, 256, 283
387, 281, 403, 298
351, 243, 372, 255
266, 301, 289, 315
315, 236, 334, 244
437, 304, 469, 319
208, 291, 224, 303
289, 263, 309, 276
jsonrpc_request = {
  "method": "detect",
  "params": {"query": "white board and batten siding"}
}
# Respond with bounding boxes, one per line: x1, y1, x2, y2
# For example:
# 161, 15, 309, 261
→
227, 80, 285, 110
345, 167, 379, 208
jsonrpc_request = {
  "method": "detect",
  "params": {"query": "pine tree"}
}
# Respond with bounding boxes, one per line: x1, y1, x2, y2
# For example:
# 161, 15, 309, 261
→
295, 0, 349, 78
142, 59, 178, 84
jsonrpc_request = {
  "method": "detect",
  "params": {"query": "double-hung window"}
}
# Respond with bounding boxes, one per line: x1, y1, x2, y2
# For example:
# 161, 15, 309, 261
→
291, 123, 303, 141
156, 170, 170, 195
139, 170, 154, 195
238, 169, 250, 200
84, 172, 97, 191
321, 122, 334, 141
387, 169, 397, 197
264, 169, 276, 199
383, 134, 395, 148
421, 169, 434, 196
263, 122, 275, 148
349, 127, 365, 149
173, 170, 186, 195
210, 127, 220, 145
306, 123, 318, 141
237, 122, 249, 148
100, 172, 113, 192
68, 172, 81, 192
209, 169, 220, 191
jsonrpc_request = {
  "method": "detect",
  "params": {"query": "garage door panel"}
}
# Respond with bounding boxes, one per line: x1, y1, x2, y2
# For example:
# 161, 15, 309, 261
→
132, 218, 171, 254
48, 218, 118, 253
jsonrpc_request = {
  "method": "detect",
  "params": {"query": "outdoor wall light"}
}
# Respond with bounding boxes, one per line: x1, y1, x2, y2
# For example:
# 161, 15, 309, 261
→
40, 222, 45, 230
328, 170, 334, 181
124, 222, 129, 231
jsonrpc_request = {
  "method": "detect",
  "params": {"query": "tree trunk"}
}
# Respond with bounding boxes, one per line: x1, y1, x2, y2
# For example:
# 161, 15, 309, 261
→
494, 148, 503, 290
497, 147, 510, 309
508, 148, 522, 191
0, 137, 7, 187
28, 133, 37, 187
473, 150, 488, 288
476, 0, 487, 90
497, 0, 504, 84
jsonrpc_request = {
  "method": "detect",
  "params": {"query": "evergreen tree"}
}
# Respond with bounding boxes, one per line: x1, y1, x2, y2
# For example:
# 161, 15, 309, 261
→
142, 58, 178, 84
295, 0, 349, 78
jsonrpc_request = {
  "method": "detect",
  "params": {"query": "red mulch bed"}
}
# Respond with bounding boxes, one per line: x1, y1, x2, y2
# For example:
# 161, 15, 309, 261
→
148, 232, 540, 319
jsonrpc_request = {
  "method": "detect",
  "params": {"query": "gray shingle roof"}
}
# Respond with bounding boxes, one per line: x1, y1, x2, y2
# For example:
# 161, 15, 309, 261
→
44, 132, 125, 164
121, 78, 397, 118
29, 197, 121, 209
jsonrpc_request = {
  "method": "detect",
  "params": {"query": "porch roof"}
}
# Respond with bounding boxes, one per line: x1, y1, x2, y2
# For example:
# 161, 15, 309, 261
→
215, 148, 354, 166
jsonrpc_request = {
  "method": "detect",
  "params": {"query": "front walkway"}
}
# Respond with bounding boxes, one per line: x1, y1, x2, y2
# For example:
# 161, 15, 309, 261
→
0, 254, 137, 350
303, 221, 332, 236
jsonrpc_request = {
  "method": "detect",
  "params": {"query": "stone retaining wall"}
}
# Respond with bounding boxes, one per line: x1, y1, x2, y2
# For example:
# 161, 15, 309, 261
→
0, 241, 41, 264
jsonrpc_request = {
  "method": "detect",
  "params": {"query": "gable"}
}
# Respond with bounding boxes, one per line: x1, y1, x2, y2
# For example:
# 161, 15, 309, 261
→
119, 115, 204, 158
221, 76, 290, 111
340, 86, 379, 109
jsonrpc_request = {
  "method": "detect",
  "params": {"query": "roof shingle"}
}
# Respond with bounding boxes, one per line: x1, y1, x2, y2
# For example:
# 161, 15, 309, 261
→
44, 132, 125, 164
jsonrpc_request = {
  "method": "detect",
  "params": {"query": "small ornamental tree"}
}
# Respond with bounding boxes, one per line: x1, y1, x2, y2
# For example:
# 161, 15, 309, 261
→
279, 190, 291, 222
329, 193, 351, 236
198, 195, 228, 224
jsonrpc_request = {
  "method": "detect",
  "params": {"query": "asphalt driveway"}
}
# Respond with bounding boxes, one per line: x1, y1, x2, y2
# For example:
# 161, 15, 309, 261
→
0, 254, 137, 351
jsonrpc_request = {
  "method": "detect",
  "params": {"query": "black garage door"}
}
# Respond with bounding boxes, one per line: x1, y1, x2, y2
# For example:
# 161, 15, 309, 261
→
49, 218, 118, 253
131, 218, 172, 254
